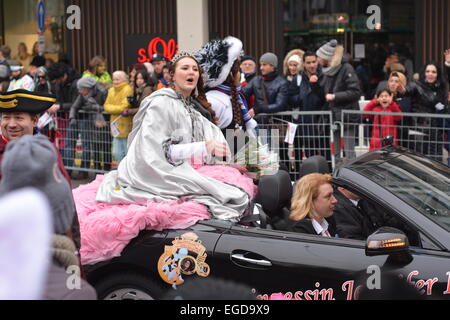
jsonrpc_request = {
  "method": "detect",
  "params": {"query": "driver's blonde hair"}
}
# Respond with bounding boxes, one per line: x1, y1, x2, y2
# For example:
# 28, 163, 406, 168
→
290, 173, 332, 222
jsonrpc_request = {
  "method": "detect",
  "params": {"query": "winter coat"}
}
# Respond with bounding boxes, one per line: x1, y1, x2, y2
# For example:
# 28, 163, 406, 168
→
313, 62, 361, 121
363, 100, 402, 150
129, 85, 153, 116
82, 70, 112, 86
242, 73, 289, 114
104, 82, 134, 138
405, 80, 448, 114
35, 81, 52, 94
69, 82, 107, 121
241, 77, 255, 108
8, 74, 35, 91
289, 72, 324, 111
51, 68, 81, 112
135, 85, 154, 108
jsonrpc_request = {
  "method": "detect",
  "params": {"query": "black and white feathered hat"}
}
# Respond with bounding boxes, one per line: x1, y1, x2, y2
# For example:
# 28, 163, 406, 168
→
194, 36, 243, 88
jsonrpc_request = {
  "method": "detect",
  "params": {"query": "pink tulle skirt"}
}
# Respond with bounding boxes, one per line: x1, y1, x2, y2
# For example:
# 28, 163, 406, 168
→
73, 165, 257, 265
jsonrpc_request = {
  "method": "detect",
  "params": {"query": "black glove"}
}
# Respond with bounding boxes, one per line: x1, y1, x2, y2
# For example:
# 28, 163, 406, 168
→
69, 118, 77, 127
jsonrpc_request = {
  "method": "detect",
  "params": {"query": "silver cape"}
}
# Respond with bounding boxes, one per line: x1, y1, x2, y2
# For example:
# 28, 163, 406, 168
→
96, 88, 249, 222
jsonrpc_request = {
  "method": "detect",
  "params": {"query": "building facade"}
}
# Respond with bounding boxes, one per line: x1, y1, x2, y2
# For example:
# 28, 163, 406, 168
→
0, 0, 448, 76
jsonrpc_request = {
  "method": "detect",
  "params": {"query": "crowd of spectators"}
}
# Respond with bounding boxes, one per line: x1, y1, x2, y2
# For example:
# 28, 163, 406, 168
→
1, 39, 449, 176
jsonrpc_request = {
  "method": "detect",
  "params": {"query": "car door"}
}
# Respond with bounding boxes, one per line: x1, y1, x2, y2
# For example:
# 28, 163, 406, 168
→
212, 225, 383, 300
212, 225, 450, 300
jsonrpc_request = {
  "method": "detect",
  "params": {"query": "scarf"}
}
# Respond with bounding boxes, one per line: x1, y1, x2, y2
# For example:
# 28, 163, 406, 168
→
322, 64, 342, 77
174, 91, 205, 142
160, 77, 169, 86
244, 72, 256, 83
213, 84, 254, 127
262, 71, 278, 81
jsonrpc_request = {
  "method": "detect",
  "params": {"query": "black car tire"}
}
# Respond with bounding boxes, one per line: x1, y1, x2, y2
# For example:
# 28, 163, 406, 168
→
95, 272, 166, 300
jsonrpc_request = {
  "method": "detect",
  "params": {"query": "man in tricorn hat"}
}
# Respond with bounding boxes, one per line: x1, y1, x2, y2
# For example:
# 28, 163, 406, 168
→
0, 90, 63, 176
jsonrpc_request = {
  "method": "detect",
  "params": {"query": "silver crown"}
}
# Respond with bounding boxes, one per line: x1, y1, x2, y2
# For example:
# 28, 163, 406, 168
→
171, 51, 196, 64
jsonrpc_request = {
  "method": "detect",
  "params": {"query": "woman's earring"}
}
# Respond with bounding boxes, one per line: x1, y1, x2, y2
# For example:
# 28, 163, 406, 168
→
194, 86, 199, 97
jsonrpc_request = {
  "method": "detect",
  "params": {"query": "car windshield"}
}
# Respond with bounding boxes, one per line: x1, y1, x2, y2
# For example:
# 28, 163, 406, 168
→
351, 153, 450, 232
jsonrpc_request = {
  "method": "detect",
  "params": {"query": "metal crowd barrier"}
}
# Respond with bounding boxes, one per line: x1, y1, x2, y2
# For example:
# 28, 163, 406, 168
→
44, 109, 449, 181
256, 111, 335, 181
50, 111, 113, 174
340, 110, 450, 165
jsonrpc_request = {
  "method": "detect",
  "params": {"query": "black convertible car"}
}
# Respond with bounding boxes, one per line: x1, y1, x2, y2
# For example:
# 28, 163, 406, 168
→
84, 146, 450, 300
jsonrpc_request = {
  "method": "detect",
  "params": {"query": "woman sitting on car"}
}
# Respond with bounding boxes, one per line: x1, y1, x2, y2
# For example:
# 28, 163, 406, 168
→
95, 51, 252, 222
288, 173, 338, 237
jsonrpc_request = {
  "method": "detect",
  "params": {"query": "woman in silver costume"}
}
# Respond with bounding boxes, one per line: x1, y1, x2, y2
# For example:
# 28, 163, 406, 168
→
95, 52, 251, 222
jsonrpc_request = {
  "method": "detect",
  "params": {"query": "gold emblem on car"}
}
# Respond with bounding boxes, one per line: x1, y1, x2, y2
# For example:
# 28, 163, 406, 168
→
157, 232, 210, 288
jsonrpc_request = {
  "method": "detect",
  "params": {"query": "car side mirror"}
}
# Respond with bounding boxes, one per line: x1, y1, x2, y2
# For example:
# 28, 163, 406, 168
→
366, 227, 409, 257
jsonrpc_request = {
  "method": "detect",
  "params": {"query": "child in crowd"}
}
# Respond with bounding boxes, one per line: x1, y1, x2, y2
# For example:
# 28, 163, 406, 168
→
363, 89, 402, 151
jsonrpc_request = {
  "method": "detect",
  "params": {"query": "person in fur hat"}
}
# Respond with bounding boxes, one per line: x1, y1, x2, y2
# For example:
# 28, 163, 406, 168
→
312, 39, 361, 159
283, 49, 304, 82
194, 36, 258, 140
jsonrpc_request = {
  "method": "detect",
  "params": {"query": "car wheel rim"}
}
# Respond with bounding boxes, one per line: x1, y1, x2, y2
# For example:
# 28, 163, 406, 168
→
103, 288, 154, 300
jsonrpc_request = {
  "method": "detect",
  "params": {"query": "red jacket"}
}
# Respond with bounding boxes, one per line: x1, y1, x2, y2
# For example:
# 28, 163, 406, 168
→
363, 100, 402, 151
0, 134, 71, 186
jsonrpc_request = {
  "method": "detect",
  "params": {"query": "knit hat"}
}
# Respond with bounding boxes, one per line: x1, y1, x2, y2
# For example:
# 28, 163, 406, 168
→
287, 54, 302, 65
0, 135, 75, 234
316, 39, 338, 61
77, 76, 97, 90
241, 56, 256, 64
194, 36, 243, 88
260, 52, 278, 67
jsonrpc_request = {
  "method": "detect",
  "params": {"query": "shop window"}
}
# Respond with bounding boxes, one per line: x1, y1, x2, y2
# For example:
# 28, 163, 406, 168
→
3, 0, 65, 66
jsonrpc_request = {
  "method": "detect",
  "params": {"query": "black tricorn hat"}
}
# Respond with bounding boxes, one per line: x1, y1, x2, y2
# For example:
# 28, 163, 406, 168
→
0, 89, 56, 114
